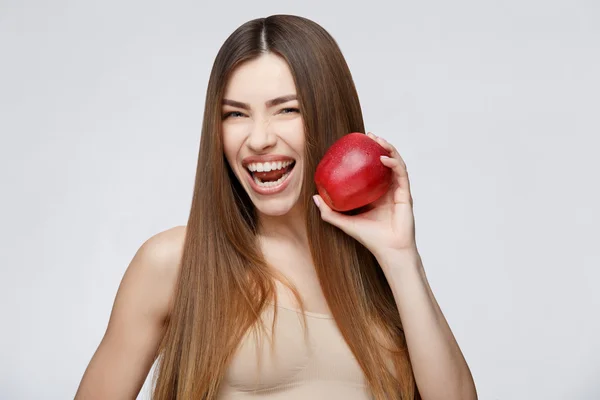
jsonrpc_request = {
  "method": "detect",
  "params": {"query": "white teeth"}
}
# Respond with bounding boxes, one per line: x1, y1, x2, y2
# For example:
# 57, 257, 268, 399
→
247, 160, 293, 172
253, 170, 291, 188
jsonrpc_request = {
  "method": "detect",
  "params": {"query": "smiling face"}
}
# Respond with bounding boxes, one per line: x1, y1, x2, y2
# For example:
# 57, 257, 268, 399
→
221, 53, 305, 217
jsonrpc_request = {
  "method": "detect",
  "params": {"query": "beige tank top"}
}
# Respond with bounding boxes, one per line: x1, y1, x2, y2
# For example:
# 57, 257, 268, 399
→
217, 302, 374, 399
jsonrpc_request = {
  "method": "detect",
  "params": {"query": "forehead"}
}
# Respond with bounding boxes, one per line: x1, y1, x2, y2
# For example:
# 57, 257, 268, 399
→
223, 53, 297, 102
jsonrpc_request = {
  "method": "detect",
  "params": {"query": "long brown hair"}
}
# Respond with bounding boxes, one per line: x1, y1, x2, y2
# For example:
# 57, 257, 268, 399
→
151, 14, 418, 399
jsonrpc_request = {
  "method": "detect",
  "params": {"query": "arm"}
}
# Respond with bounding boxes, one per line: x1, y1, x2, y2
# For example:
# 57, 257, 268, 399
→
378, 250, 477, 400
312, 132, 477, 399
74, 226, 185, 400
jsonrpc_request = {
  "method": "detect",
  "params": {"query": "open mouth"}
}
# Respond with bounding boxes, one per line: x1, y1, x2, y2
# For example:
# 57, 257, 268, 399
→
245, 160, 296, 188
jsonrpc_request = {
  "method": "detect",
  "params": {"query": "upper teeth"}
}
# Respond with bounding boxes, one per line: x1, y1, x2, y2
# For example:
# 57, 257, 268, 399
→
247, 160, 293, 172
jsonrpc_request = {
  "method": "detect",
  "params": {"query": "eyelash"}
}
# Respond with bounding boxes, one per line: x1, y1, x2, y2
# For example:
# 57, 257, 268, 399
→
222, 108, 300, 120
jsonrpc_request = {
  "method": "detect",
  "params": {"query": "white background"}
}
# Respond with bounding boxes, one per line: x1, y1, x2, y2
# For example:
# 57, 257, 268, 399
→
1, 0, 599, 399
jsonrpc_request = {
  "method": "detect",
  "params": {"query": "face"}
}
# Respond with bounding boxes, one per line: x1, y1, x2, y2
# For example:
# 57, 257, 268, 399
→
221, 53, 305, 217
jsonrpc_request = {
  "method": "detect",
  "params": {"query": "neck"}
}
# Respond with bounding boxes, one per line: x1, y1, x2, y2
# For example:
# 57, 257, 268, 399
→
257, 203, 308, 248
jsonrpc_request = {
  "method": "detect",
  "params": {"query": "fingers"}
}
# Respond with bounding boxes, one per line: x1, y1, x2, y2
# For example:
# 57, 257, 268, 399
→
366, 132, 407, 170
313, 194, 358, 237
367, 131, 408, 174
367, 132, 413, 205
380, 155, 408, 178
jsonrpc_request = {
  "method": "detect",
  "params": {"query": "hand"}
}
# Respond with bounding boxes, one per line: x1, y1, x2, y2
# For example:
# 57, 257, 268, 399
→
313, 132, 417, 261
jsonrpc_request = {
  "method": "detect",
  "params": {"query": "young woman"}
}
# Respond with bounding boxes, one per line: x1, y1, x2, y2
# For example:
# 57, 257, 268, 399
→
75, 14, 477, 400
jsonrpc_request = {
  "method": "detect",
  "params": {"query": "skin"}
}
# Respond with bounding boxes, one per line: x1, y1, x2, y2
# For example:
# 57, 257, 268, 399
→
74, 225, 184, 399
221, 53, 330, 312
74, 53, 323, 399
75, 52, 478, 399
222, 53, 305, 222
313, 135, 478, 399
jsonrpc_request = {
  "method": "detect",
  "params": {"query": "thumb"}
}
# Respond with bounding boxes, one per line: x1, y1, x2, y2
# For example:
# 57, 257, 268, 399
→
313, 195, 358, 237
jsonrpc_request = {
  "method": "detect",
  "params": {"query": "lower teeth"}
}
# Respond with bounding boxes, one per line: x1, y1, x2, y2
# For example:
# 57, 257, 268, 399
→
254, 171, 290, 188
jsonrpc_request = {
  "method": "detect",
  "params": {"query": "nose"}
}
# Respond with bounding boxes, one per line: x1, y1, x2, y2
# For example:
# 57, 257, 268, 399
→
246, 119, 277, 152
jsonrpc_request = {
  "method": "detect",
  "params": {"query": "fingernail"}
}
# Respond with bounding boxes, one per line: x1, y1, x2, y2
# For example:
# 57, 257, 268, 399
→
380, 155, 389, 159
313, 195, 320, 207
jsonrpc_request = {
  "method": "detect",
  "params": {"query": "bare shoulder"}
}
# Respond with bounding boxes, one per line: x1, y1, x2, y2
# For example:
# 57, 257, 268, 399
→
125, 225, 187, 316
74, 225, 188, 399
134, 225, 187, 277
138, 225, 186, 263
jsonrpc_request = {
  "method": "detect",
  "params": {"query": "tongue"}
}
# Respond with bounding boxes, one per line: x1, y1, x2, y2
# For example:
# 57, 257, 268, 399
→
254, 165, 292, 182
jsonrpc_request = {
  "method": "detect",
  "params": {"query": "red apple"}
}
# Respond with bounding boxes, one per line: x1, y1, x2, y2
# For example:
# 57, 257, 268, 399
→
314, 132, 392, 212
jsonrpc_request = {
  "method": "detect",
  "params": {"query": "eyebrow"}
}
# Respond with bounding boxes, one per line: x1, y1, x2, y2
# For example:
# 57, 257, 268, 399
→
222, 94, 297, 110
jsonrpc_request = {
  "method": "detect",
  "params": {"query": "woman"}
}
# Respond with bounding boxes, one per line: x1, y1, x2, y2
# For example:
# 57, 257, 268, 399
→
75, 14, 477, 400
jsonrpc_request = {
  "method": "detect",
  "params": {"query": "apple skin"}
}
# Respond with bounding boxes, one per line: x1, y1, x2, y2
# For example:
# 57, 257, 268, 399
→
314, 132, 392, 212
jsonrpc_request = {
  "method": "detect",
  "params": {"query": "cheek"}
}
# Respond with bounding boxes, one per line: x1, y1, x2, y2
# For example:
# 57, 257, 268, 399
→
221, 139, 234, 163
222, 126, 246, 161
222, 144, 241, 179
275, 119, 305, 153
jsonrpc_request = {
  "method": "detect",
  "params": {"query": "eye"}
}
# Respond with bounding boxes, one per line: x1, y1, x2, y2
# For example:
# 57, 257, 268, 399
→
280, 107, 300, 114
222, 111, 245, 120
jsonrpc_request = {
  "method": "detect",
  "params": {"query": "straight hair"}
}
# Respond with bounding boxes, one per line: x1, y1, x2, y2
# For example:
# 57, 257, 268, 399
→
152, 14, 419, 399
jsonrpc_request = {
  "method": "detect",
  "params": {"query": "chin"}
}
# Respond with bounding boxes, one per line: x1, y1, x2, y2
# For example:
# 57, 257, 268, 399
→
251, 195, 301, 217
